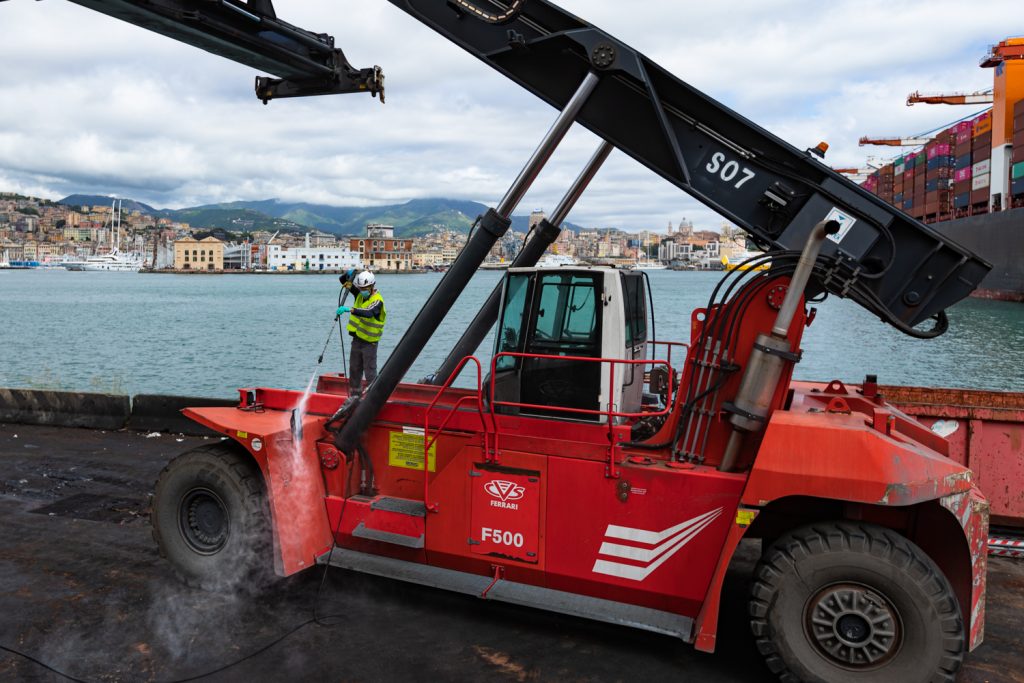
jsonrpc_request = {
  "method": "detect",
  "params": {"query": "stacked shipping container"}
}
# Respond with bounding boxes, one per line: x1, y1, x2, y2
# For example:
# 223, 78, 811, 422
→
1013, 98, 1024, 207
860, 105, 1024, 223
953, 120, 974, 211
971, 111, 993, 211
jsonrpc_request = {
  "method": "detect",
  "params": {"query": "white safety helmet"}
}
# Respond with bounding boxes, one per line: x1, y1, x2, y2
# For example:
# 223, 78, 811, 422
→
353, 270, 376, 289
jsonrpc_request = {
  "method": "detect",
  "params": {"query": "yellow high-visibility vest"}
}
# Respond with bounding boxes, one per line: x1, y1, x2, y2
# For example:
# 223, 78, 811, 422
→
346, 291, 387, 343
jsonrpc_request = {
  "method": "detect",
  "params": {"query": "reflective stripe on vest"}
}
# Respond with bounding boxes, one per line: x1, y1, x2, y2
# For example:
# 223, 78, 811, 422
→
346, 291, 387, 343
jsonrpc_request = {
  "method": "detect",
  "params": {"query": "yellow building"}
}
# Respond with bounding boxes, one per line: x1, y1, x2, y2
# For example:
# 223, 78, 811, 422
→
174, 236, 224, 271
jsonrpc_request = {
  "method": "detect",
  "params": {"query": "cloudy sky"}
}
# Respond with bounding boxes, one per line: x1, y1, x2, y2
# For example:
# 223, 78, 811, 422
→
0, 0, 1015, 232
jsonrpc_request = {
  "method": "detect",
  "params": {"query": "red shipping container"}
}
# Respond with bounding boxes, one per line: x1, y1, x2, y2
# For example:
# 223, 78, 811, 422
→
955, 167, 973, 182
926, 144, 951, 159
970, 188, 988, 204
954, 179, 971, 194
973, 132, 992, 150
1014, 98, 1024, 118
928, 166, 954, 180
956, 141, 972, 157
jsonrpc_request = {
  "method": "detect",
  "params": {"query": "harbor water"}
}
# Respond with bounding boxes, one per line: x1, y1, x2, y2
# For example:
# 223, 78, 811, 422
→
1, 269, 1022, 398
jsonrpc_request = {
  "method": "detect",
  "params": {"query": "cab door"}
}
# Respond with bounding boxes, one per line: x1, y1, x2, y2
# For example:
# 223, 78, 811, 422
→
619, 272, 648, 415
491, 270, 604, 421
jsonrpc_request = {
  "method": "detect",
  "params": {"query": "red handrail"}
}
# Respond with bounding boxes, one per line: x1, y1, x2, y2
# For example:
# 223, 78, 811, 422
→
423, 355, 493, 512
650, 340, 689, 369
489, 352, 674, 419
489, 351, 674, 477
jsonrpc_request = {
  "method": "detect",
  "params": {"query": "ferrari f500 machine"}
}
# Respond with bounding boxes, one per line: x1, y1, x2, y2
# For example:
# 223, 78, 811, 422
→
54, 1, 992, 681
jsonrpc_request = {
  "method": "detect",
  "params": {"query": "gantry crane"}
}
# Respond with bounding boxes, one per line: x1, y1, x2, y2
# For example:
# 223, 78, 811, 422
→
858, 135, 933, 146
906, 90, 994, 106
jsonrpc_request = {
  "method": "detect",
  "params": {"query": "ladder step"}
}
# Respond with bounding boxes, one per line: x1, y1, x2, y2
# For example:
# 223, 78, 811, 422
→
371, 496, 426, 517
352, 522, 425, 549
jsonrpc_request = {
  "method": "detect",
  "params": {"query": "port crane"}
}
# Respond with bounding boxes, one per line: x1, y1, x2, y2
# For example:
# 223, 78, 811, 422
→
858, 135, 934, 146
32, 2, 993, 681
906, 89, 994, 106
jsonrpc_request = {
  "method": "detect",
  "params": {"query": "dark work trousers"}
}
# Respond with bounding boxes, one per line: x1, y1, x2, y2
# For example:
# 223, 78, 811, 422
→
348, 335, 378, 396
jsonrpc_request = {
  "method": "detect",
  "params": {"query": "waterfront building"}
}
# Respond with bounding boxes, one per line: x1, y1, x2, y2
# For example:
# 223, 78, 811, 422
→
173, 236, 224, 271
350, 224, 414, 271
266, 244, 363, 272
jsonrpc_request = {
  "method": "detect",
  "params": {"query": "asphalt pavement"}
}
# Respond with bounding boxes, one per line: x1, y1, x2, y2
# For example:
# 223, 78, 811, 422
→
0, 424, 1021, 682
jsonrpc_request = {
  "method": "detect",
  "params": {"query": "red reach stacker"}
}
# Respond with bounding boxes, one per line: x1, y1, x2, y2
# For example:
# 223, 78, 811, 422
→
66, 1, 993, 681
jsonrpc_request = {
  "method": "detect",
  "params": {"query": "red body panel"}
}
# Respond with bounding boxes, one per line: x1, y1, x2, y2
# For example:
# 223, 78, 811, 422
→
545, 457, 744, 616
183, 406, 333, 576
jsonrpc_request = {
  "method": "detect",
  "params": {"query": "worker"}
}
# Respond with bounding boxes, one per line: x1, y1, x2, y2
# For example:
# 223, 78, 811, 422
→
336, 270, 386, 397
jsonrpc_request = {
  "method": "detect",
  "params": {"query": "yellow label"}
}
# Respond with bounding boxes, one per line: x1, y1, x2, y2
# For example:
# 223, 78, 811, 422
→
735, 509, 757, 527
236, 431, 248, 439
388, 430, 436, 472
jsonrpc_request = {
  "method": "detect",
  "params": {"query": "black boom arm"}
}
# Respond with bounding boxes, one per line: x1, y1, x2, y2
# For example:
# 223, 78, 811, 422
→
387, 0, 990, 333
61, 0, 383, 103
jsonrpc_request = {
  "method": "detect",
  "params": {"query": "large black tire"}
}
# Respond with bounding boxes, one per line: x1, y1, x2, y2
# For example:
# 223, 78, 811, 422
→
750, 522, 964, 683
152, 443, 272, 591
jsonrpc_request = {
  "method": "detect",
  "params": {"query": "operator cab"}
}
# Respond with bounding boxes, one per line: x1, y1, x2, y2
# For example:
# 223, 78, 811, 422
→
491, 267, 648, 422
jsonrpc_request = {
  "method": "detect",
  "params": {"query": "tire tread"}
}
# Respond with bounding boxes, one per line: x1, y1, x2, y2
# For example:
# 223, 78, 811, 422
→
749, 522, 965, 683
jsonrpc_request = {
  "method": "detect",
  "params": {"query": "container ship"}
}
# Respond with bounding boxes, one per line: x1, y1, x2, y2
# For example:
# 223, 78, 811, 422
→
855, 37, 1024, 301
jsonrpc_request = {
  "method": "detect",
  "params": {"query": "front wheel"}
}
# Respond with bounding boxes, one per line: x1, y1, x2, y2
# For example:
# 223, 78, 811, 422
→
750, 522, 964, 683
152, 443, 272, 591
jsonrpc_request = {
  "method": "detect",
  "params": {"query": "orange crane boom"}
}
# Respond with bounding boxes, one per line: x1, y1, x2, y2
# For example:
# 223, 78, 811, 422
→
906, 90, 994, 106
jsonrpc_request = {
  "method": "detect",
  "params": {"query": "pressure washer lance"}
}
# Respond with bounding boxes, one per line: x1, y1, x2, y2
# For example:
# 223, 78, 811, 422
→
317, 273, 353, 371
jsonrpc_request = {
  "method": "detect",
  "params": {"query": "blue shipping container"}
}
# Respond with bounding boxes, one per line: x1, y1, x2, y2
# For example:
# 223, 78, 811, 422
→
925, 178, 940, 192
926, 156, 952, 171
956, 153, 972, 169
954, 192, 971, 208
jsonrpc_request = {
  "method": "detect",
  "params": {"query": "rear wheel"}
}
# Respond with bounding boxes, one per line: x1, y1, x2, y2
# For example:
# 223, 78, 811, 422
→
152, 443, 272, 591
750, 522, 964, 683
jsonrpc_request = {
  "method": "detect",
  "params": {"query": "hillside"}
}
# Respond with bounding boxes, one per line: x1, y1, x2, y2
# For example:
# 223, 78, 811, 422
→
58, 194, 158, 214
57, 194, 582, 237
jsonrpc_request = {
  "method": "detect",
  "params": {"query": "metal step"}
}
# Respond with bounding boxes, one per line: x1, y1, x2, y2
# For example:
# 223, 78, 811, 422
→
370, 496, 426, 517
317, 547, 694, 641
352, 522, 425, 549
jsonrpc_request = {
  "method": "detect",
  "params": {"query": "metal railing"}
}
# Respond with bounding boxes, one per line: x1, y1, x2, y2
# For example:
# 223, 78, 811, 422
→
490, 351, 675, 477
423, 355, 494, 512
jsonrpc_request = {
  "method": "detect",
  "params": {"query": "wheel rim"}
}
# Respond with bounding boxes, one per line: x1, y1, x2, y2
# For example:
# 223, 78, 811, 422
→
804, 582, 903, 669
178, 487, 229, 555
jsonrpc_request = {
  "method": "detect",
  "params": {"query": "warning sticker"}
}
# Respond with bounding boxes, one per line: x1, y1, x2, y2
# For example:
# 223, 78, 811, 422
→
388, 430, 436, 472
824, 207, 857, 244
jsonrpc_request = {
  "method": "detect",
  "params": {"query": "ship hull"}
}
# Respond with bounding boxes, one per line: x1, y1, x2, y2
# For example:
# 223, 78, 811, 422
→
928, 207, 1024, 302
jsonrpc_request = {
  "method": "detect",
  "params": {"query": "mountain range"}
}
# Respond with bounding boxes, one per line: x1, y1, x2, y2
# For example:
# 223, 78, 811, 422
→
58, 195, 582, 237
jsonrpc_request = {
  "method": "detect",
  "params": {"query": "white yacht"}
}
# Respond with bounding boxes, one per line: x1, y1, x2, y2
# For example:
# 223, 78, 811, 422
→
64, 198, 143, 272
66, 250, 143, 272
633, 260, 667, 270
537, 253, 579, 268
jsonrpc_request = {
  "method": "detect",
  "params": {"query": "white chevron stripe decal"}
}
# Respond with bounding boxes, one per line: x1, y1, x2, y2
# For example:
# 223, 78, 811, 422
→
592, 507, 723, 581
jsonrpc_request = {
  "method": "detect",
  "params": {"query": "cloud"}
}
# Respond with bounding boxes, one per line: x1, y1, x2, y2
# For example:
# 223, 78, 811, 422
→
0, 0, 1016, 231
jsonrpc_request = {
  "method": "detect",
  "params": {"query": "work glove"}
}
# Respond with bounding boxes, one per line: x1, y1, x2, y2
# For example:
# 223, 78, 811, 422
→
336, 305, 351, 316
